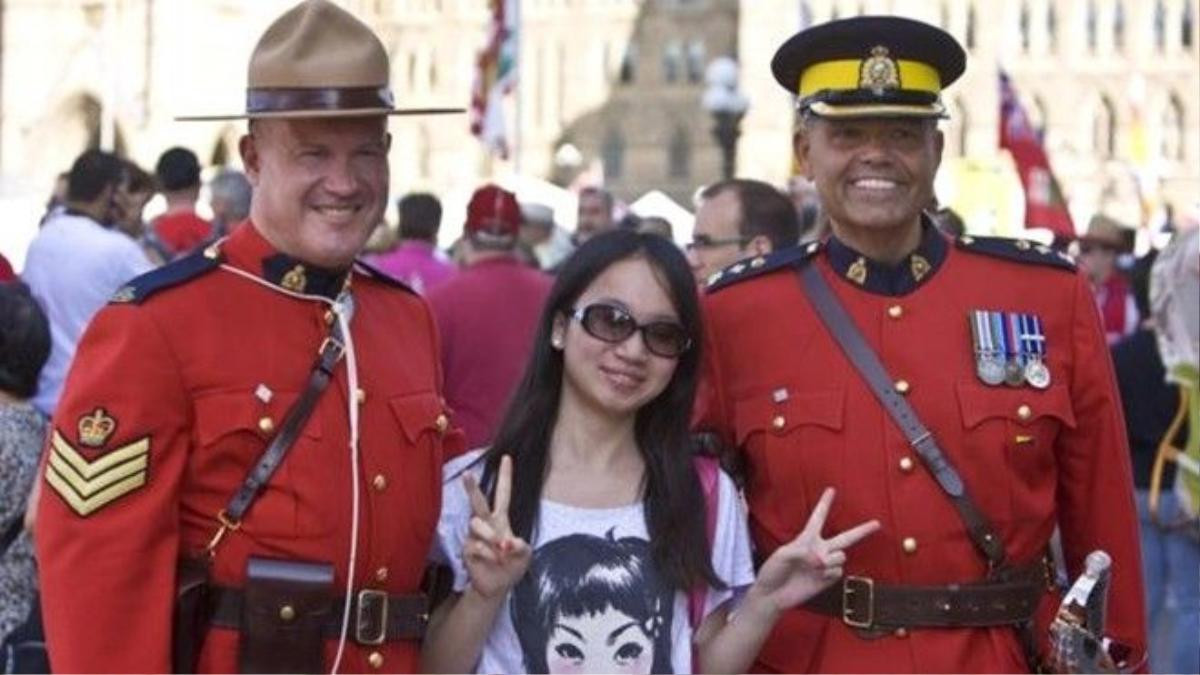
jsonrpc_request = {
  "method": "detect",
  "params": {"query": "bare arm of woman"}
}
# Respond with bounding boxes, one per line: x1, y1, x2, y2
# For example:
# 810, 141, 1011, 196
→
421, 456, 532, 673
693, 488, 880, 674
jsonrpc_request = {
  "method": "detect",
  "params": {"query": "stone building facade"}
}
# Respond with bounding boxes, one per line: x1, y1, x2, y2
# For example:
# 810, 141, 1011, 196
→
0, 0, 1195, 266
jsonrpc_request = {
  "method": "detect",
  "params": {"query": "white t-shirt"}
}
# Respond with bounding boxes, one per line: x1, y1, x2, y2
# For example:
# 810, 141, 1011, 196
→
434, 450, 755, 675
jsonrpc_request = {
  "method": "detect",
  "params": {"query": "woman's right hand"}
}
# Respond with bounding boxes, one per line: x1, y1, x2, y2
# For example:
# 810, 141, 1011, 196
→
461, 455, 531, 600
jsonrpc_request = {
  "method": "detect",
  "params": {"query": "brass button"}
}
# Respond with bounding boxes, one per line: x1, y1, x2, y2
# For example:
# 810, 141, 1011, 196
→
894, 380, 910, 395
372, 474, 387, 491
356, 388, 367, 404
1017, 404, 1032, 421
367, 651, 384, 669
894, 627, 909, 638
375, 566, 389, 582
887, 305, 903, 319
279, 604, 295, 622
257, 416, 275, 434
771, 414, 786, 430
899, 456, 915, 473
435, 413, 449, 434
902, 537, 918, 554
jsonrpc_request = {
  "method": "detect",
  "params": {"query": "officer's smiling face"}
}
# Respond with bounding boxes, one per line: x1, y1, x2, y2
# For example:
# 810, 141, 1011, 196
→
241, 116, 390, 269
798, 116, 941, 239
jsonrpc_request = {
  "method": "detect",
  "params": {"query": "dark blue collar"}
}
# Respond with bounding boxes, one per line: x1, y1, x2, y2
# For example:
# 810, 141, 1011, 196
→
825, 217, 948, 296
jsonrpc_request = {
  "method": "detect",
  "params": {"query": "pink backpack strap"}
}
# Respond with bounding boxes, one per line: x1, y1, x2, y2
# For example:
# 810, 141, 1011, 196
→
688, 455, 720, 632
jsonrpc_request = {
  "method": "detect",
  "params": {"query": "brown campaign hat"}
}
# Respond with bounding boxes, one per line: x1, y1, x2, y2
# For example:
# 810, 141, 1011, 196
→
178, 0, 462, 121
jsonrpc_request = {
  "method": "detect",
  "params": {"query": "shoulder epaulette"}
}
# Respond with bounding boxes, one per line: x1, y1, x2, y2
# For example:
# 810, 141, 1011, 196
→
705, 240, 823, 293
109, 245, 222, 305
954, 235, 1076, 272
353, 259, 418, 295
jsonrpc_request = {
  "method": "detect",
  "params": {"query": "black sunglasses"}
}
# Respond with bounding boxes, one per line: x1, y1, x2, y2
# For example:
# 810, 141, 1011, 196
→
568, 302, 692, 358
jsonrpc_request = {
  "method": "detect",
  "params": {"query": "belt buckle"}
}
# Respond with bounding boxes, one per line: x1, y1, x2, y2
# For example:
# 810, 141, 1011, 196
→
842, 575, 875, 628
355, 589, 389, 646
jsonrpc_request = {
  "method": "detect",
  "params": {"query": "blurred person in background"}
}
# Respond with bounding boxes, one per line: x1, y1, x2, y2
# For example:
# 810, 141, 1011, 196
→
114, 160, 168, 265
365, 192, 456, 294
207, 168, 252, 239
38, 172, 69, 227
687, 178, 799, 285
787, 174, 823, 243
1111, 248, 1197, 674
574, 186, 616, 245
149, 147, 212, 259
21, 149, 152, 418
1078, 214, 1138, 345
637, 215, 674, 240
0, 282, 51, 647
427, 185, 553, 452
518, 202, 573, 270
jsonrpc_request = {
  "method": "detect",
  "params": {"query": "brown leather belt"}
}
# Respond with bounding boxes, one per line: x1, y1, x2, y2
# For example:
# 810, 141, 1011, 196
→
804, 557, 1054, 631
208, 585, 429, 644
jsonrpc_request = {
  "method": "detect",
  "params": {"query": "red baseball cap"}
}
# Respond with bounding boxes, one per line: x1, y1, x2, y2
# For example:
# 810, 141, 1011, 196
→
465, 184, 521, 245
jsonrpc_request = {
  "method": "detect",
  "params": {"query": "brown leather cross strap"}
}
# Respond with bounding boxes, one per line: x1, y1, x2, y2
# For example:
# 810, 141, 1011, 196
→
207, 585, 429, 643
804, 557, 1054, 630
796, 262, 1008, 570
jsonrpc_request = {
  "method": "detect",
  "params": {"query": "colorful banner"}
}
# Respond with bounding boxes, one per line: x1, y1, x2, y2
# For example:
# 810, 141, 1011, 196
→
998, 71, 1075, 240
470, 0, 518, 158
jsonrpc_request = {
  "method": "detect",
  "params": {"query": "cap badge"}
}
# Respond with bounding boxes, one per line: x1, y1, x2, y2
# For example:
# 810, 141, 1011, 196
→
78, 407, 118, 448
860, 45, 900, 95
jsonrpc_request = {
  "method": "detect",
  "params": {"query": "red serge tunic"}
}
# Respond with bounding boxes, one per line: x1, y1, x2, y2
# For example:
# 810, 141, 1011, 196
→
697, 226, 1146, 673
37, 222, 463, 673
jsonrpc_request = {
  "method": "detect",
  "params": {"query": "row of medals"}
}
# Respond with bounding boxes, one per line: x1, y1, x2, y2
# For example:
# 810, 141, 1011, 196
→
970, 310, 1051, 389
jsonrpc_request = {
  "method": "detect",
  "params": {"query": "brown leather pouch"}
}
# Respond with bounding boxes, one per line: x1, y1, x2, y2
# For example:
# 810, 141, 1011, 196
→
238, 556, 334, 674
173, 556, 213, 674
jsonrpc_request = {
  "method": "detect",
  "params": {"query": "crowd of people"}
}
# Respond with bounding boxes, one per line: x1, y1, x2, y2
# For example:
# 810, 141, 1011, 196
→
0, 0, 1197, 673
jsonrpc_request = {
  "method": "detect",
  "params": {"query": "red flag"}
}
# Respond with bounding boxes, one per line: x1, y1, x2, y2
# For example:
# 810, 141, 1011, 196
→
998, 71, 1075, 240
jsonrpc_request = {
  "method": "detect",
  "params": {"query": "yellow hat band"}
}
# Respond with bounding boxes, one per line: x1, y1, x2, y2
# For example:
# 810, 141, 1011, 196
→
797, 58, 941, 97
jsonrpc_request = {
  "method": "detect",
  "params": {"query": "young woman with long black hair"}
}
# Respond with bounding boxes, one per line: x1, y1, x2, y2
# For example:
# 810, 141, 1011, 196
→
423, 230, 877, 673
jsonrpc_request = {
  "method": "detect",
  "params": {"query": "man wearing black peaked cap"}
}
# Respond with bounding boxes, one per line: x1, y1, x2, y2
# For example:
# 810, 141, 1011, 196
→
695, 15, 1146, 673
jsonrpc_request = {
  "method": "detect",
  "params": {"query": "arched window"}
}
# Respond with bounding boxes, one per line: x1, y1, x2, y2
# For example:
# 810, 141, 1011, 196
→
1184, 1, 1195, 48
619, 44, 637, 85
1154, 0, 1167, 50
1161, 96, 1185, 161
965, 3, 977, 50
663, 41, 682, 84
686, 40, 706, 84
1087, 0, 1099, 50
602, 127, 625, 179
1113, 1, 1126, 50
1093, 96, 1116, 158
668, 126, 690, 179
1020, 1, 1031, 51
1046, 2, 1058, 49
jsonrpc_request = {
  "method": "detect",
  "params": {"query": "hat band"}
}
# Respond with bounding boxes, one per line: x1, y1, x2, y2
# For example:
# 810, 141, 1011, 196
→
246, 87, 395, 114
798, 59, 940, 97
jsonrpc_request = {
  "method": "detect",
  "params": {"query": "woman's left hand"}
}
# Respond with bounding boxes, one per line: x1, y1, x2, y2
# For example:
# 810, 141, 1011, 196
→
749, 487, 879, 614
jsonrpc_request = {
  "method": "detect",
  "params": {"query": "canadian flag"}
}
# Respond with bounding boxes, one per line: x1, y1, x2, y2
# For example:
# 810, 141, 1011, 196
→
998, 71, 1075, 240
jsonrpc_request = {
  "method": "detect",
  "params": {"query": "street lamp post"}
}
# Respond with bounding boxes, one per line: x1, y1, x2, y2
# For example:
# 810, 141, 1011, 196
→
701, 56, 749, 181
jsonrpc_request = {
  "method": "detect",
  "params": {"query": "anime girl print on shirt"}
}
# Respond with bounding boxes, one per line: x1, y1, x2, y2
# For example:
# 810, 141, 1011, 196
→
511, 531, 675, 674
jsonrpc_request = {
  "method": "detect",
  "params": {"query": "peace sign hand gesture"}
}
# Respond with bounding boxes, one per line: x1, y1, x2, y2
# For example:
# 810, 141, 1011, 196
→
749, 488, 880, 614
461, 455, 532, 600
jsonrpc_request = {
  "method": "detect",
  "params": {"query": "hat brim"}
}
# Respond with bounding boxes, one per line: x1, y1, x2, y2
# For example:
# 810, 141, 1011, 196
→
176, 106, 464, 122
807, 101, 946, 119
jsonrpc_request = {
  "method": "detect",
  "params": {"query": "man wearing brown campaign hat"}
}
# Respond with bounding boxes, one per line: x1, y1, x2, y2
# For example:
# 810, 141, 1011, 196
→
35, 1, 464, 672
694, 15, 1146, 672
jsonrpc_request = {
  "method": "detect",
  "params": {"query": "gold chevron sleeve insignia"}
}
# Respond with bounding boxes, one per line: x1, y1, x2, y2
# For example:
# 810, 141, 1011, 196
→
45, 430, 150, 517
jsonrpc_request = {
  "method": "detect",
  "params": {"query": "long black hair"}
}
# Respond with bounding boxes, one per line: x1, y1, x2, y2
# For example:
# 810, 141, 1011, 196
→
480, 229, 722, 592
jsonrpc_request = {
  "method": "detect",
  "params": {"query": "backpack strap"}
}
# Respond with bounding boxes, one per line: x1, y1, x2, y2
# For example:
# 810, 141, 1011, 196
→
688, 455, 721, 631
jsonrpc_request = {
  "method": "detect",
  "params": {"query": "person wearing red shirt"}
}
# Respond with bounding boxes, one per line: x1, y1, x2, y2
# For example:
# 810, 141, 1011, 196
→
150, 146, 212, 259
427, 185, 552, 452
